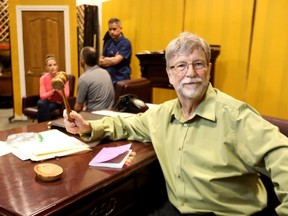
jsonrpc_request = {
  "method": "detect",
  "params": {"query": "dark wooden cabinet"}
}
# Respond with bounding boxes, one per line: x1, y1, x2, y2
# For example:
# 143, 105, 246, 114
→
55, 160, 166, 216
0, 43, 13, 108
136, 45, 221, 89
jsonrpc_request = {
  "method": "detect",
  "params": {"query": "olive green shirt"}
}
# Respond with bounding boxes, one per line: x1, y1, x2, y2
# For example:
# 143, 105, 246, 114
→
81, 84, 288, 216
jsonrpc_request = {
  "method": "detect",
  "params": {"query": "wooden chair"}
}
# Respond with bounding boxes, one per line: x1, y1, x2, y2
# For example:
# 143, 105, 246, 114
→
22, 74, 76, 121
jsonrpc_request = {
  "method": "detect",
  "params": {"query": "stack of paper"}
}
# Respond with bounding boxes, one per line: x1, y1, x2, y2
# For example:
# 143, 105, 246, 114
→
89, 143, 132, 168
7, 129, 91, 161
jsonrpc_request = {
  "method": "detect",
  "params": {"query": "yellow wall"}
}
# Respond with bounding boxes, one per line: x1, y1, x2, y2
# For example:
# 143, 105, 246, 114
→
8, 0, 78, 118
101, 0, 184, 103
101, 0, 288, 118
183, 0, 254, 101
246, 0, 288, 117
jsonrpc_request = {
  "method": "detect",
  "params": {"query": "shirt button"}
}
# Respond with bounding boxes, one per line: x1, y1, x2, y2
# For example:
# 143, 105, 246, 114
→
178, 175, 181, 179
183, 123, 188, 127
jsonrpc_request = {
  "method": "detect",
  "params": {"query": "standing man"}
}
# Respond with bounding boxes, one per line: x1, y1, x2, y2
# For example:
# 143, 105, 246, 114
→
74, 46, 115, 112
99, 18, 132, 85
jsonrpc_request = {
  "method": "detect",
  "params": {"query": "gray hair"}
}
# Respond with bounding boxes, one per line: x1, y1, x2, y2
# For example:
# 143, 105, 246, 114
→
165, 32, 211, 68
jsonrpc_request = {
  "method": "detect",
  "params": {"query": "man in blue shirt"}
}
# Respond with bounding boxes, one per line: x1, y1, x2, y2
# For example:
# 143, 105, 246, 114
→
99, 18, 132, 85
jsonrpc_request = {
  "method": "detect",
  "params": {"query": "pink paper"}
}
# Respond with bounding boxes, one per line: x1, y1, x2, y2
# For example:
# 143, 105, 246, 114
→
91, 143, 131, 163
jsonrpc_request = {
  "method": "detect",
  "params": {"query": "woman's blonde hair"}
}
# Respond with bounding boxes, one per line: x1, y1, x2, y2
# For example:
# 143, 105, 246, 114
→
44, 54, 56, 65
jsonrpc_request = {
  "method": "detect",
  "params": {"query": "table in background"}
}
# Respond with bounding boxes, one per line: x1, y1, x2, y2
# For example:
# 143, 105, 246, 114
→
0, 122, 167, 216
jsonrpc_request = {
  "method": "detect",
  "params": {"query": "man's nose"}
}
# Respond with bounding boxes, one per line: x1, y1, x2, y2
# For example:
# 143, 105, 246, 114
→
186, 64, 197, 76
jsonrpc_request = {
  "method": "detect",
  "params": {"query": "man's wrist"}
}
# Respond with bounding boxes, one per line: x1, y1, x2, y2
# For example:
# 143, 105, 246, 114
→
81, 121, 92, 134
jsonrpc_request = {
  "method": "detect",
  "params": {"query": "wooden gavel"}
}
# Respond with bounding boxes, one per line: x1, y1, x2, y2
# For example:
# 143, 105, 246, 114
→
52, 71, 73, 121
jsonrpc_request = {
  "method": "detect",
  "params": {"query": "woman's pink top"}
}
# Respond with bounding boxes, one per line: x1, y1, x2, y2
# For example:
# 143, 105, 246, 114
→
39, 73, 70, 104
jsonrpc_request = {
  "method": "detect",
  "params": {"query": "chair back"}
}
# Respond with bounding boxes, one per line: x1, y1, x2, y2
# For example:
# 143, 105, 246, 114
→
68, 74, 75, 97
114, 78, 152, 105
260, 115, 288, 212
262, 115, 288, 137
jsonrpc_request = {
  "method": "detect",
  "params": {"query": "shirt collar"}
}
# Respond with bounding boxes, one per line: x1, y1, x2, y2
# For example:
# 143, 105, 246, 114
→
112, 34, 124, 43
170, 83, 217, 123
195, 83, 217, 122
85, 65, 99, 72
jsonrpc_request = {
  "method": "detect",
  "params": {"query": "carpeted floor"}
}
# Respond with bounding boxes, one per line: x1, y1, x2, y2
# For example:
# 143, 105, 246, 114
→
0, 108, 37, 132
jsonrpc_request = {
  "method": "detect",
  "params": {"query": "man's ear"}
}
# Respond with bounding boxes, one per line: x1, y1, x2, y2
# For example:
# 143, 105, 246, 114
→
207, 62, 212, 81
80, 58, 84, 68
166, 67, 174, 86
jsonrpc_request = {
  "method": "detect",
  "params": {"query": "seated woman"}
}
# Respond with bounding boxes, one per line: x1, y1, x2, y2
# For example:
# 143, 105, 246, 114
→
37, 54, 69, 122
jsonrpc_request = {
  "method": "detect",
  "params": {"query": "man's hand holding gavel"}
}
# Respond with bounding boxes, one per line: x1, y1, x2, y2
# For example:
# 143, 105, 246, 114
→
63, 109, 92, 135
52, 71, 73, 121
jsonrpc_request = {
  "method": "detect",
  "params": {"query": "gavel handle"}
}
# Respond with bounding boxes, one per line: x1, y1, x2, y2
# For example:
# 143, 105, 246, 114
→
61, 89, 73, 121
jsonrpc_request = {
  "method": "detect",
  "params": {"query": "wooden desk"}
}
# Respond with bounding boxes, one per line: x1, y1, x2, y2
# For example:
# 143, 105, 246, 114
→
136, 45, 221, 89
0, 122, 166, 215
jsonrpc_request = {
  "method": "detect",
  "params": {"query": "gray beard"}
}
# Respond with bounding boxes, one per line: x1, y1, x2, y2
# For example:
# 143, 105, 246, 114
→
177, 82, 208, 100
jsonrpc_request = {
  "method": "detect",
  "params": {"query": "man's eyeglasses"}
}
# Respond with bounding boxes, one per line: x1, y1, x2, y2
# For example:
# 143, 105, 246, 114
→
169, 61, 206, 75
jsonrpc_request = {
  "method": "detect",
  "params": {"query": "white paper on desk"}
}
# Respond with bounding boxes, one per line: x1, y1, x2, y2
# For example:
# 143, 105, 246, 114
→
11, 148, 29, 160
92, 110, 135, 118
0, 141, 11, 157
10, 129, 91, 161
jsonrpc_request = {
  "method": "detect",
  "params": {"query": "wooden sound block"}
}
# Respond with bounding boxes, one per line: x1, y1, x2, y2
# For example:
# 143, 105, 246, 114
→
34, 163, 63, 182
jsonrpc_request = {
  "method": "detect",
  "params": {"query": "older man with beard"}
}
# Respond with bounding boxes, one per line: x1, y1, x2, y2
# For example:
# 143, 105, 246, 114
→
63, 32, 288, 216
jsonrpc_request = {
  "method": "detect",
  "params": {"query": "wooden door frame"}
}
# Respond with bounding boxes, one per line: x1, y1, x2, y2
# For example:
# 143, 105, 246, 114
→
16, 5, 71, 98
